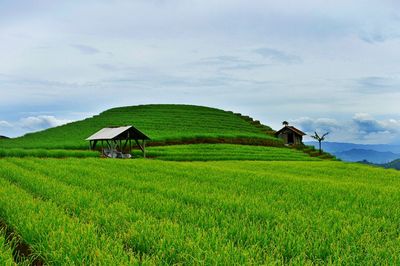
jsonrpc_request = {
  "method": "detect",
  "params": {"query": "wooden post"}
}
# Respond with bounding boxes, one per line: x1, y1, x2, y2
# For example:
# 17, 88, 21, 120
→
143, 140, 146, 158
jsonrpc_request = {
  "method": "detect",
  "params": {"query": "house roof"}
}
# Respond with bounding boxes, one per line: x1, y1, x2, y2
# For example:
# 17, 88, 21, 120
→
86, 125, 150, 141
275, 126, 306, 136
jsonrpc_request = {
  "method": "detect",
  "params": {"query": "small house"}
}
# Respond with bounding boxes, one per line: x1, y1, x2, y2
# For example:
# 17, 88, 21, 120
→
86, 125, 150, 158
275, 125, 306, 145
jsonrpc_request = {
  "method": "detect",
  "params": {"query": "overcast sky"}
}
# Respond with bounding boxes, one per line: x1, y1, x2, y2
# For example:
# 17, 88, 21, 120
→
0, 0, 399, 143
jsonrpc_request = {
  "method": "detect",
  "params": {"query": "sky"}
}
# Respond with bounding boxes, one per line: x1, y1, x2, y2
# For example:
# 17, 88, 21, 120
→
0, 0, 399, 144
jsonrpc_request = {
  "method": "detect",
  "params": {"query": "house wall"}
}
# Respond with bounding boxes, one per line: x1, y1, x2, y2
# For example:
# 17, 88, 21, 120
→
294, 135, 303, 145
276, 129, 303, 145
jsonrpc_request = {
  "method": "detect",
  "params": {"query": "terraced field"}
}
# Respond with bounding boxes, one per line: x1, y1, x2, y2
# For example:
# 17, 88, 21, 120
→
0, 149, 99, 158
0, 105, 279, 149
134, 144, 320, 161
1, 158, 399, 264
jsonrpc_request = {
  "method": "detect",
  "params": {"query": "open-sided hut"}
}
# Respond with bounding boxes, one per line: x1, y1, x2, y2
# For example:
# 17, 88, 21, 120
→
275, 125, 306, 145
86, 125, 150, 158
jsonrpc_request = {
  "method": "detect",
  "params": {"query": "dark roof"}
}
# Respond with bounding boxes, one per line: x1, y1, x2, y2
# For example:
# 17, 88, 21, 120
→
86, 125, 150, 141
275, 126, 306, 136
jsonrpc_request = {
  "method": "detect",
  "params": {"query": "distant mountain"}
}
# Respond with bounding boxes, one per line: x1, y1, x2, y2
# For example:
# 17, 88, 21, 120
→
0, 135, 9, 139
334, 149, 400, 164
305, 141, 400, 154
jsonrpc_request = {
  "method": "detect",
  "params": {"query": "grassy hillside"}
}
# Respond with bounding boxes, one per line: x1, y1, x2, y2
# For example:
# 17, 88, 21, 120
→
0, 158, 399, 264
0, 104, 280, 149
134, 144, 320, 161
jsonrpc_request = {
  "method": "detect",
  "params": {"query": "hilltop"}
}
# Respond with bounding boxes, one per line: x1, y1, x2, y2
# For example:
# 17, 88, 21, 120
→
0, 104, 280, 149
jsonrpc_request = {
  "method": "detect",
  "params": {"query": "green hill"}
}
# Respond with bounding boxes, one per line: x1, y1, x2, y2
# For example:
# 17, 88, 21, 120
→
0, 104, 280, 149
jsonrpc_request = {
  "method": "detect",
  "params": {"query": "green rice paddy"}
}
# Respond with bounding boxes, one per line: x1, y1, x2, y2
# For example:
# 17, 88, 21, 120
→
135, 144, 320, 161
0, 158, 399, 264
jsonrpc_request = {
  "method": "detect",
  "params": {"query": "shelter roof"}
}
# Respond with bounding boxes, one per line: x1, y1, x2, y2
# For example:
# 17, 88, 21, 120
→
86, 125, 150, 141
275, 126, 306, 136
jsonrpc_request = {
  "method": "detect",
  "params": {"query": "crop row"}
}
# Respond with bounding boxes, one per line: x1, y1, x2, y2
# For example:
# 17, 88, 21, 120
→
133, 144, 319, 161
3, 159, 269, 264
0, 149, 98, 158
0, 158, 399, 264
0, 164, 139, 265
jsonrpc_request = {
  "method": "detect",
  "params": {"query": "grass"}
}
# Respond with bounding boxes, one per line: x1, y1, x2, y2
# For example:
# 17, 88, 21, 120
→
0, 104, 280, 149
0, 149, 99, 158
0, 163, 137, 264
0, 158, 399, 264
0, 230, 16, 266
134, 144, 320, 161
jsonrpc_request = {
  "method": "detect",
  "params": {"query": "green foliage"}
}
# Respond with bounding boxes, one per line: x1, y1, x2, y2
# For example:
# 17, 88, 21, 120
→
0, 158, 399, 264
0, 231, 16, 266
133, 144, 320, 161
0, 104, 279, 149
0, 149, 99, 158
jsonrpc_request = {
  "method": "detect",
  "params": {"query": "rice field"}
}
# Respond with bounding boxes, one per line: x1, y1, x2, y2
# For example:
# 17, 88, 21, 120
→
134, 144, 320, 161
0, 158, 399, 264
0, 231, 16, 266
0, 149, 99, 158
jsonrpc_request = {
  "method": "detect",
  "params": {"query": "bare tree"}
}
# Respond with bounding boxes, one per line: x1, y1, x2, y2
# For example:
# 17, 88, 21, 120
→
311, 132, 329, 154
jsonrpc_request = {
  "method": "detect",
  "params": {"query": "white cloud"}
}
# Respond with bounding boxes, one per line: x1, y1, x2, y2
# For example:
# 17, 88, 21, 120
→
71, 44, 101, 55
253, 48, 302, 64
0, 1, 399, 143
0, 120, 12, 128
19, 115, 71, 130
0, 115, 72, 137
293, 114, 400, 144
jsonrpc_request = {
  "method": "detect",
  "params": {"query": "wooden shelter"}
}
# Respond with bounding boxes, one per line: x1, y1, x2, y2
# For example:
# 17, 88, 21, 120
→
275, 125, 306, 146
86, 126, 150, 158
